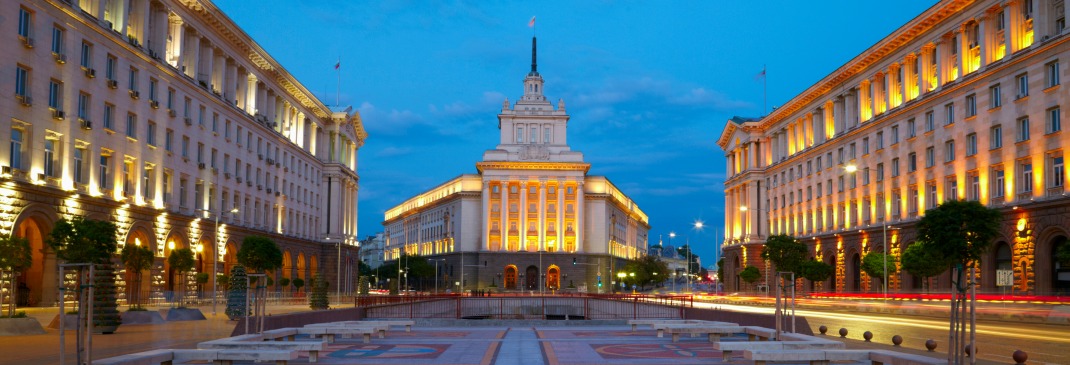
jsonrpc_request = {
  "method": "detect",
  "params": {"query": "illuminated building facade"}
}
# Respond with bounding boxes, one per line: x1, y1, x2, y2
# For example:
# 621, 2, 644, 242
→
718, 0, 1070, 295
382, 38, 649, 292
1, 0, 364, 306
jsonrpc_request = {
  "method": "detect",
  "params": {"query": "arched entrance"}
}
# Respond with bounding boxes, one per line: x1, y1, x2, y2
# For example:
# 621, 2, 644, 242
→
296, 253, 306, 293
124, 229, 154, 306
1051, 236, 1070, 295
524, 265, 538, 290
310, 255, 318, 279
546, 265, 560, 290
14, 215, 55, 307
504, 265, 518, 290
282, 251, 293, 292
849, 252, 861, 293
824, 251, 835, 292
223, 242, 238, 276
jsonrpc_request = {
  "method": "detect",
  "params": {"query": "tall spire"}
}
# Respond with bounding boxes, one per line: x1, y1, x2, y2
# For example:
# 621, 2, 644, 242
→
529, 36, 539, 76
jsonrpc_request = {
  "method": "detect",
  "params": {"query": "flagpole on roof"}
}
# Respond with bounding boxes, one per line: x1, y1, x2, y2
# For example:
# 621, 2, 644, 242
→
335, 57, 341, 107
763, 64, 767, 117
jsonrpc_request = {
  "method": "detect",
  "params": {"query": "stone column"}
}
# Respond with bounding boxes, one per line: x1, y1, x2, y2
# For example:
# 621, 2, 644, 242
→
212, 49, 225, 93
576, 181, 585, 252
482, 182, 490, 250
538, 182, 547, 251
833, 96, 845, 136
557, 184, 564, 250
519, 182, 527, 250
187, 33, 201, 79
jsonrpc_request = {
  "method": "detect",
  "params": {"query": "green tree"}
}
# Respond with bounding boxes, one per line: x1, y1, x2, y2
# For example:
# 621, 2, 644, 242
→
309, 273, 329, 310
760, 234, 809, 275
860, 251, 898, 281
676, 245, 701, 274
0, 235, 33, 317
739, 266, 761, 290
120, 244, 154, 309
358, 276, 370, 295
237, 236, 283, 274
799, 259, 834, 283
620, 255, 670, 290
917, 200, 1002, 272
900, 241, 949, 292
225, 265, 248, 320
292, 278, 305, 293
47, 217, 121, 332
168, 248, 195, 306
279, 277, 291, 292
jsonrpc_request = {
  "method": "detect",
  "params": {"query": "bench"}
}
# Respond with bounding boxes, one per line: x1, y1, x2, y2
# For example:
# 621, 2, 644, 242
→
198, 338, 326, 362
650, 322, 736, 338
626, 319, 710, 332
301, 323, 389, 340
713, 339, 844, 361
93, 349, 298, 365
263, 328, 299, 341
661, 325, 744, 343
297, 326, 382, 344
743, 326, 779, 341
743, 349, 946, 365
354, 320, 416, 332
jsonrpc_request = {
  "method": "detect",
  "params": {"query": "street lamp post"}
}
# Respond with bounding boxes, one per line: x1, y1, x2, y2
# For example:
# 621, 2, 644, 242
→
430, 258, 445, 294
199, 206, 238, 317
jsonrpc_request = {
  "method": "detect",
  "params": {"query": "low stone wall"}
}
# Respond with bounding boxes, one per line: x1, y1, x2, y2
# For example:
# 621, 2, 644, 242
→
683, 306, 814, 335
230, 307, 364, 336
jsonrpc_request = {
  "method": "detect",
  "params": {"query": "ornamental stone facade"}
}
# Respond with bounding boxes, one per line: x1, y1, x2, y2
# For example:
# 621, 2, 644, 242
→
718, 0, 1070, 296
2, 0, 364, 306
382, 38, 650, 293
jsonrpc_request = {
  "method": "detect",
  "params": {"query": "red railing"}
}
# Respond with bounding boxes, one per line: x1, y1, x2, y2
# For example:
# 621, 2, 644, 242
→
356, 294, 691, 320
808, 292, 1070, 304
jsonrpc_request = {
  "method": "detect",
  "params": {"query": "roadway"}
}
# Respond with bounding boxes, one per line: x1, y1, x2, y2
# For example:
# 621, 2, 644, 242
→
691, 298, 1070, 365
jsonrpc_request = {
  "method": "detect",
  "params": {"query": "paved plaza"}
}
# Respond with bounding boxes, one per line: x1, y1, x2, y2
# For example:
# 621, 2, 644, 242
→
0, 303, 979, 365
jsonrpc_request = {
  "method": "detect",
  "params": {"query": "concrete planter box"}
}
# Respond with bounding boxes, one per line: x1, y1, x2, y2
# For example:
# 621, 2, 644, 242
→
46, 314, 118, 333
164, 307, 206, 321
122, 310, 166, 324
0, 317, 46, 335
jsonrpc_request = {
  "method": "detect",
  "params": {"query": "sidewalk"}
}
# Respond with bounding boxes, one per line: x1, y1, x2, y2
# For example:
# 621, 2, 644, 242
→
694, 294, 1070, 324
0, 301, 326, 365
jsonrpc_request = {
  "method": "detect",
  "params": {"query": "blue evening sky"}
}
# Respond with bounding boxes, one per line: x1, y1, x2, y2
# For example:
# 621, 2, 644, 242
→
213, 0, 936, 267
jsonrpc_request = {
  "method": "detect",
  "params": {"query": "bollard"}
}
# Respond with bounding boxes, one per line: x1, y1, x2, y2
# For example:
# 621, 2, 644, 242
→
818, 325, 827, 335
891, 335, 903, 346
925, 339, 937, 352
838, 328, 848, 338
1012, 349, 1028, 365
964, 344, 977, 357
863, 331, 873, 342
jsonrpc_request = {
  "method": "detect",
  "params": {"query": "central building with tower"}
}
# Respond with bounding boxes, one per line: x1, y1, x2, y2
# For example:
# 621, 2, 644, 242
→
381, 38, 649, 293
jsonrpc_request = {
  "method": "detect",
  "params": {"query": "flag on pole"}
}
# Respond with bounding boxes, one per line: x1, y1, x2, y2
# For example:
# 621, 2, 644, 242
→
528, 16, 536, 27
754, 67, 766, 81
334, 60, 340, 70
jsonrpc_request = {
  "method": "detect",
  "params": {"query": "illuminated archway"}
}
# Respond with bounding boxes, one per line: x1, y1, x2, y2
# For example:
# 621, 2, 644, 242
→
546, 265, 560, 290
162, 234, 187, 293
223, 242, 238, 276
124, 228, 154, 305
524, 265, 538, 290
1048, 236, 1069, 295
504, 265, 518, 290
296, 253, 307, 292
310, 255, 318, 279
848, 252, 862, 293
13, 213, 56, 307
282, 250, 293, 292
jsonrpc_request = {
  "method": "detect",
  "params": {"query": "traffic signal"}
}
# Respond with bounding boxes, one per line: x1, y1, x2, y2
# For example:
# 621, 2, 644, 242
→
598, 279, 602, 287
572, 257, 577, 265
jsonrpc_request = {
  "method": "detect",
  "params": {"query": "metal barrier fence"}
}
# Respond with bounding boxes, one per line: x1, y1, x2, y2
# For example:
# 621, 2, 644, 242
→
359, 294, 691, 320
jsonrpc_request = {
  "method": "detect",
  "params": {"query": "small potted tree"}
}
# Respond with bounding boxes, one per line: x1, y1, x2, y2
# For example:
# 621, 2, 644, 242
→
225, 265, 248, 320
292, 278, 305, 297
309, 273, 329, 310
47, 217, 122, 334
120, 244, 162, 324
165, 248, 204, 321
739, 266, 761, 293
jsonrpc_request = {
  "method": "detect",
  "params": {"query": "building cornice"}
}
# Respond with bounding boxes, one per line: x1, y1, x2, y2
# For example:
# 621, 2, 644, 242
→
476, 161, 591, 174
755, 0, 971, 132
178, 0, 333, 120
